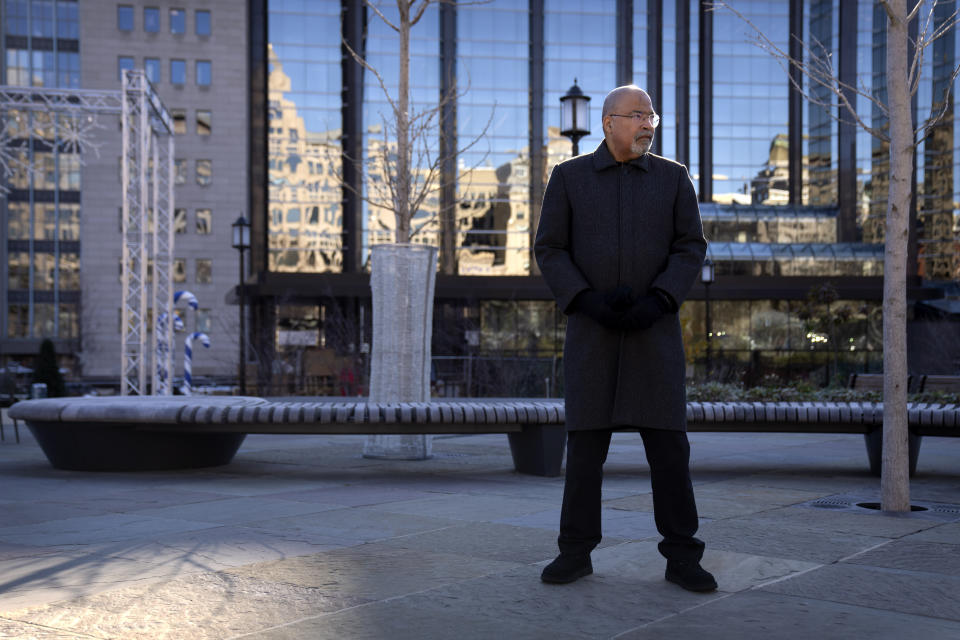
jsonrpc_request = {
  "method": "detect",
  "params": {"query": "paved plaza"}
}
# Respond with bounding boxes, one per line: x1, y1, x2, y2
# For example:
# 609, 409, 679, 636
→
1, 406, 959, 639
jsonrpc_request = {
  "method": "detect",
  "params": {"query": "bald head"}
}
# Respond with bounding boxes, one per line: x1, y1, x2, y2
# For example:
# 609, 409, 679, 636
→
601, 85, 657, 161
601, 85, 651, 120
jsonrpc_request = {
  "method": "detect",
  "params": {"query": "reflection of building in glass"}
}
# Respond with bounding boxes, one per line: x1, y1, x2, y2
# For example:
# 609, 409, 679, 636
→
2, 5, 83, 366
268, 46, 343, 274
362, 134, 532, 276
805, 0, 838, 208
918, 0, 958, 281
751, 134, 792, 206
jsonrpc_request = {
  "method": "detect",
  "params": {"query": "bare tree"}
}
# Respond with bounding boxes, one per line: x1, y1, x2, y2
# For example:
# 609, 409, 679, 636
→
341, 0, 492, 244
713, 0, 960, 511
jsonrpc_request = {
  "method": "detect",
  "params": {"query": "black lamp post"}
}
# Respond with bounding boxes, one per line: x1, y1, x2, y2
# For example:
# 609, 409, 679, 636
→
231, 215, 251, 395
701, 257, 715, 377
560, 79, 591, 156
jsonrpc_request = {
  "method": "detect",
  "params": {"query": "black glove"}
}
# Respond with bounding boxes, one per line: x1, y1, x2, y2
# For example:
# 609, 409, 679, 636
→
603, 285, 635, 312
619, 293, 671, 330
572, 289, 623, 329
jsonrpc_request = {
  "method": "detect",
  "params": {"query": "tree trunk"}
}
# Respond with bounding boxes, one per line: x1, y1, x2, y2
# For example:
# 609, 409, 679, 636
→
882, 0, 911, 512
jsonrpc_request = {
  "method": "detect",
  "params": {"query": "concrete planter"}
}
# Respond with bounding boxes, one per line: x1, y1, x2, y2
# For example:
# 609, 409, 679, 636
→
363, 243, 438, 460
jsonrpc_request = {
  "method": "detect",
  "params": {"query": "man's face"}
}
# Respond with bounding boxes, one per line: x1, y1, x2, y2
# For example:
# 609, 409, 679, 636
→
603, 90, 656, 159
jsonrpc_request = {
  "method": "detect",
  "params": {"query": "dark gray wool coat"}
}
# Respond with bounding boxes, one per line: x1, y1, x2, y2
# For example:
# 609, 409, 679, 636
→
534, 141, 707, 431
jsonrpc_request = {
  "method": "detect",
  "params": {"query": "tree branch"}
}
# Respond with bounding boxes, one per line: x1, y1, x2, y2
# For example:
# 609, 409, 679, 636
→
364, 0, 400, 32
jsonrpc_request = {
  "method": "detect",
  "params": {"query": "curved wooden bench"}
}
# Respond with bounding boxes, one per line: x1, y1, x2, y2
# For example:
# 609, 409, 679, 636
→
8, 397, 567, 476
10, 398, 959, 477
685, 401, 960, 476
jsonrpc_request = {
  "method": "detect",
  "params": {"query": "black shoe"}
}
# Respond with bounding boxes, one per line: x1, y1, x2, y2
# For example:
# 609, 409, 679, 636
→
541, 553, 593, 584
665, 560, 717, 592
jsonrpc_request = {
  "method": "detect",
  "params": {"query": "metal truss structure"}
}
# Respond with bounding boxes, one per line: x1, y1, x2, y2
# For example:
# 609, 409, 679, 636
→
0, 70, 175, 395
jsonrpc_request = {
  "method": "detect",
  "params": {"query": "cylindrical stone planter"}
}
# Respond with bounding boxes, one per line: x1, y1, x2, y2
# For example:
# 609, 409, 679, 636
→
363, 243, 438, 460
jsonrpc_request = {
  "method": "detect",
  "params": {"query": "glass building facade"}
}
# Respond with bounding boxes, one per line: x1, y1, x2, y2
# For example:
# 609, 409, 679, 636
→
260, 1, 960, 391
2, 0, 82, 346
263, 0, 960, 281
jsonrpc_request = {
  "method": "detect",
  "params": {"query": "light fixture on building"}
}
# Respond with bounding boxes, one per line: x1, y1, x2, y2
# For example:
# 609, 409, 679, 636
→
701, 258, 715, 377
560, 79, 590, 156
701, 257, 715, 286
231, 215, 251, 395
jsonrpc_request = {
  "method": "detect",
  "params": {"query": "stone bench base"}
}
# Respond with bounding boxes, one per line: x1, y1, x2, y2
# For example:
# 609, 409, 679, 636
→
29, 421, 247, 471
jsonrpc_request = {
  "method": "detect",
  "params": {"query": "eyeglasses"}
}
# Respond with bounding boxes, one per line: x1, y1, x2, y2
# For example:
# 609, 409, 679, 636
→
609, 112, 661, 128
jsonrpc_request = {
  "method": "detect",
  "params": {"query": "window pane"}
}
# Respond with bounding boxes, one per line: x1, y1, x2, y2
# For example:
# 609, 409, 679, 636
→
196, 259, 212, 284
171, 108, 186, 134
118, 56, 134, 82
196, 9, 211, 36
6, 0, 28, 36
196, 60, 211, 86
144, 58, 160, 84
57, 149, 81, 190
7, 203, 29, 239
173, 258, 186, 283
144, 7, 159, 32
31, 0, 55, 37
57, 1, 79, 39
32, 49, 56, 86
8, 252, 29, 289
59, 303, 78, 339
196, 109, 211, 135
170, 59, 185, 84
174, 207, 187, 233
174, 159, 187, 184
60, 252, 80, 289
33, 303, 55, 338
8, 305, 29, 338
117, 5, 134, 31
170, 8, 185, 34
197, 309, 211, 332
196, 209, 212, 234
196, 159, 211, 185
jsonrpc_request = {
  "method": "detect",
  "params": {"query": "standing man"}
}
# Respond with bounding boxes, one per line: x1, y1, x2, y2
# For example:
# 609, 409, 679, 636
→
534, 85, 715, 592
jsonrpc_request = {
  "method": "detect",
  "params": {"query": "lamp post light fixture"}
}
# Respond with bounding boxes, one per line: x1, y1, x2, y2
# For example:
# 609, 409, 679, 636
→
560, 79, 590, 156
701, 257, 715, 377
231, 215, 251, 395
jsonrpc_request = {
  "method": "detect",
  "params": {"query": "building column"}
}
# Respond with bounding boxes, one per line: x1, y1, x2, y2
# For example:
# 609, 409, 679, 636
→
439, 2, 457, 275
676, 0, 690, 169
698, 0, 713, 202
837, 0, 857, 241
788, 0, 803, 204
249, 0, 268, 275
341, 0, 365, 273
529, 0, 545, 276
616, 0, 633, 86
647, 0, 662, 156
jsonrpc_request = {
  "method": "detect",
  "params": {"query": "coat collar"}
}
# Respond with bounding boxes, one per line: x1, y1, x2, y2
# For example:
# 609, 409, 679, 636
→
591, 140, 651, 172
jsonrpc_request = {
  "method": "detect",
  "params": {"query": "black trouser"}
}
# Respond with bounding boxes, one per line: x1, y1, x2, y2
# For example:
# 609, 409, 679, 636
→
558, 428, 705, 562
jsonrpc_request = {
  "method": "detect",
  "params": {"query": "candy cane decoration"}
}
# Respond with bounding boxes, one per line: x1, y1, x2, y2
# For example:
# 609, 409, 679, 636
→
174, 290, 198, 311
155, 312, 186, 395
182, 331, 210, 395
171, 291, 200, 395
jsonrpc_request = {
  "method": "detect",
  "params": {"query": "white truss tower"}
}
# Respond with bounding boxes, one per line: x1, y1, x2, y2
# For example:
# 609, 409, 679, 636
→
0, 70, 174, 395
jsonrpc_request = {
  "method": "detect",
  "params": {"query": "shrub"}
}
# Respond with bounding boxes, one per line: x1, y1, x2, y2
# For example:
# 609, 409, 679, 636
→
685, 380, 957, 404
32, 339, 65, 397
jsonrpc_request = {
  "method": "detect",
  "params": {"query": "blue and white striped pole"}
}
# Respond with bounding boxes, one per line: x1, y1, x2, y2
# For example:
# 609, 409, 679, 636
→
182, 331, 211, 396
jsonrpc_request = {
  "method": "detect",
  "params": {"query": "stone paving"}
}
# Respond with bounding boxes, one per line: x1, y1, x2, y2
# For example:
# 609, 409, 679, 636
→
1, 406, 959, 639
